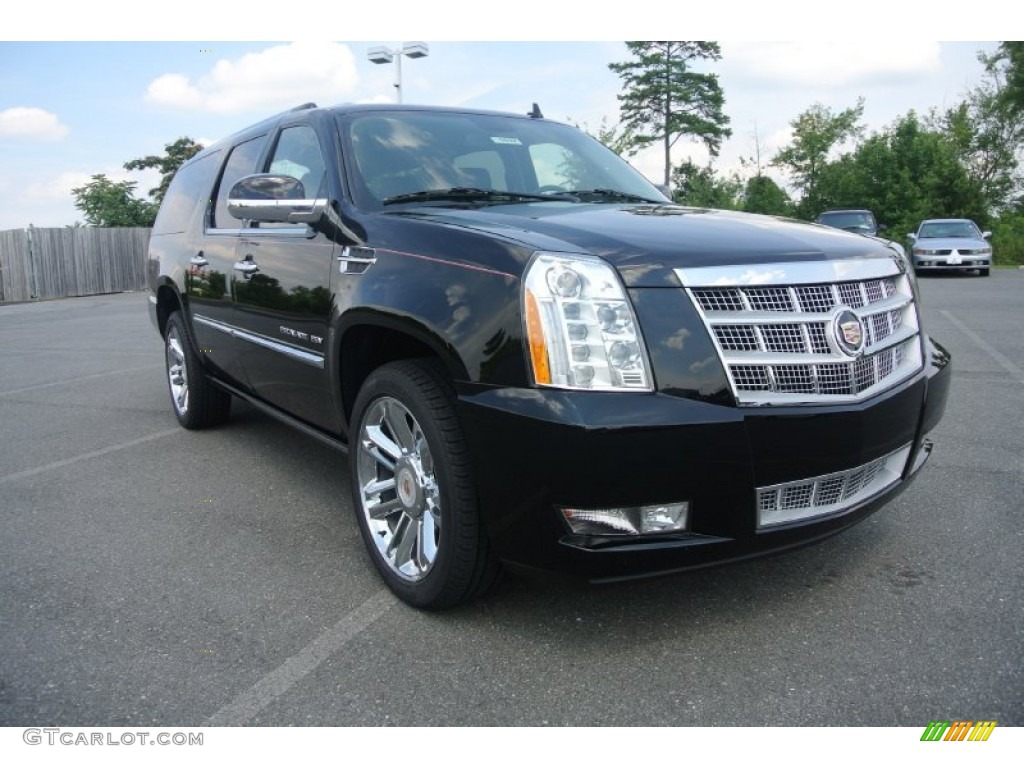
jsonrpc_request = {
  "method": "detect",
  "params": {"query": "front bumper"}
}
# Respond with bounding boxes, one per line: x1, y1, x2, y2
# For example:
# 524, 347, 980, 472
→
913, 256, 990, 272
457, 335, 951, 581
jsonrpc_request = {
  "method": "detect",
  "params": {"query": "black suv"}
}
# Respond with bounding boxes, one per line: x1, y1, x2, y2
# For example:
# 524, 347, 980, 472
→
147, 103, 951, 608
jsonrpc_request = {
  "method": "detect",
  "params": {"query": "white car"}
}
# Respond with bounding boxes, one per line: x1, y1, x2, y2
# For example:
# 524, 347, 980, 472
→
909, 218, 992, 276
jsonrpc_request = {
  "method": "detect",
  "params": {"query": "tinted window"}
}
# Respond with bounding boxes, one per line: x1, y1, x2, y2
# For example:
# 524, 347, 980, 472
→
214, 135, 266, 228
344, 112, 662, 209
152, 150, 221, 235
266, 125, 326, 197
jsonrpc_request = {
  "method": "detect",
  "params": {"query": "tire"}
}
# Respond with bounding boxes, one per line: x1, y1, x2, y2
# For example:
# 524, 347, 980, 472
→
979, 268, 990, 276
349, 359, 499, 609
163, 311, 231, 429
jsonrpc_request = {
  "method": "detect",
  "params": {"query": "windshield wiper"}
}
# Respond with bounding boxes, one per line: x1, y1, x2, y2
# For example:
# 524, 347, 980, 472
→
567, 188, 665, 204
382, 188, 578, 205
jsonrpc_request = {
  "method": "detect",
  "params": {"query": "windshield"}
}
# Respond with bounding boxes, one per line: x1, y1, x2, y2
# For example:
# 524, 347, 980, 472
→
918, 221, 982, 239
340, 110, 666, 210
817, 211, 876, 232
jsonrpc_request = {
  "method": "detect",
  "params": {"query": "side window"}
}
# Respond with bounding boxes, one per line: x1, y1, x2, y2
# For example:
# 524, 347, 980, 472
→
266, 125, 326, 198
213, 135, 266, 229
152, 150, 221, 235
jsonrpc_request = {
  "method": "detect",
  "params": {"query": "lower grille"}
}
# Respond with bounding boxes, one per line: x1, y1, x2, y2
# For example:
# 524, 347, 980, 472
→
757, 444, 912, 528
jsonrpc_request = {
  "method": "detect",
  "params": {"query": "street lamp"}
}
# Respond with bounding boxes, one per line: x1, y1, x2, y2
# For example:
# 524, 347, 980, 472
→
366, 42, 429, 104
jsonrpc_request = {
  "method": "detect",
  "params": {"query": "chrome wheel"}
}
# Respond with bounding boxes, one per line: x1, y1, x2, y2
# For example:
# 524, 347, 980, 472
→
356, 396, 441, 582
166, 324, 189, 417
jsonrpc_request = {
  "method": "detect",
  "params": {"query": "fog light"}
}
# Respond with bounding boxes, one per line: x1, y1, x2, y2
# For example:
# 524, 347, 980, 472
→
561, 502, 689, 536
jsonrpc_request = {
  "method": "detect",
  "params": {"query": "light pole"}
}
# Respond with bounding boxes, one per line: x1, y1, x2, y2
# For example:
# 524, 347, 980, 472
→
367, 42, 429, 104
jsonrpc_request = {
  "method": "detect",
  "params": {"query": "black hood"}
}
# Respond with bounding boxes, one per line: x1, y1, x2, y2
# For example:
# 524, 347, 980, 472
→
391, 203, 896, 287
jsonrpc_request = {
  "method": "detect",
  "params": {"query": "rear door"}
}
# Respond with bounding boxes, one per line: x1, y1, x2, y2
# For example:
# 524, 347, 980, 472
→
188, 134, 267, 387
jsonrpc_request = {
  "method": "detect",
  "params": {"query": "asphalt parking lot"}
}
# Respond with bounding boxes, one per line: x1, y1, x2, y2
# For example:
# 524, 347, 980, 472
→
1, 270, 1021, 727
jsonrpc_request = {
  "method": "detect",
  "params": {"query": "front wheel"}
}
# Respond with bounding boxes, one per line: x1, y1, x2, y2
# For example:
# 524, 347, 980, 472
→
978, 267, 990, 276
349, 360, 499, 609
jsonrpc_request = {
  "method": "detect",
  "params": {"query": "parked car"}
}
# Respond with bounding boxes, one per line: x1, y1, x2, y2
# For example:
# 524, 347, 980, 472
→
816, 208, 907, 259
147, 103, 951, 609
815, 209, 879, 235
909, 218, 992, 276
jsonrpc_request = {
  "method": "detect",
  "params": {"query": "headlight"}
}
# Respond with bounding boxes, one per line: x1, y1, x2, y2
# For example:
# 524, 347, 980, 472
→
523, 251, 652, 391
913, 248, 941, 255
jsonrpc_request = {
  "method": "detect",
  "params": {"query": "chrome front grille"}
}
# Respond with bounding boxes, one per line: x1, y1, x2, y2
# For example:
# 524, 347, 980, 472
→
676, 260, 923, 406
757, 444, 912, 528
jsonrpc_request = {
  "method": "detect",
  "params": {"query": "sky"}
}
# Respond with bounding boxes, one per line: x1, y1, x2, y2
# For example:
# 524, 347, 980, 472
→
0, 5, 1010, 231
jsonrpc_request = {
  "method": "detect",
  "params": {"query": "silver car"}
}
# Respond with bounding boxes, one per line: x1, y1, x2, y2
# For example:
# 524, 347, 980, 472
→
909, 218, 992, 276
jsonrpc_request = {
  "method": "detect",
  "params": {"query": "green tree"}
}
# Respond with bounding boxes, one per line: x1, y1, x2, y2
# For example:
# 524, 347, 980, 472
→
671, 159, 742, 209
609, 41, 732, 186
772, 100, 865, 218
743, 175, 791, 216
124, 137, 204, 205
814, 112, 987, 238
70, 174, 158, 227
987, 41, 1024, 114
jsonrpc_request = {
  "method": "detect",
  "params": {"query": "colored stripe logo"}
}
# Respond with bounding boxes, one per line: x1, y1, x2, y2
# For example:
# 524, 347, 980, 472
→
920, 721, 997, 741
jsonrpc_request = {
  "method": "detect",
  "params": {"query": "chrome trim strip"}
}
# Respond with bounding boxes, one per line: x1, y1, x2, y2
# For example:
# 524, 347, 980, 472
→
675, 258, 899, 288
757, 444, 912, 528
193, 314, 325, 368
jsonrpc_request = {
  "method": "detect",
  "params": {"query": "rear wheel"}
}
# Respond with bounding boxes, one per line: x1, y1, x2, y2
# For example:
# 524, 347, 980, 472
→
164, 311, 231, 429
350, 359, 499, 609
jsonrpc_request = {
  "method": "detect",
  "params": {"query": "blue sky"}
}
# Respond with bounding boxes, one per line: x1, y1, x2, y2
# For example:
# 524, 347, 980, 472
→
0, 13, 1008, 229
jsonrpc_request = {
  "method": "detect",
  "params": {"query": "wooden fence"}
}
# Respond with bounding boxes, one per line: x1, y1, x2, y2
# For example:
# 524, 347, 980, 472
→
0, 226, 152, 303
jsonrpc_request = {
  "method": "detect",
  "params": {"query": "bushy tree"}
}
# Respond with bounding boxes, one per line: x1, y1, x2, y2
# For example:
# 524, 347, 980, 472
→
671, 160, 742, 209
71, 175, 157, 227
772, 101, 864, 218
743, 175, 791, 216
124, 137, 204, 205
609, 42, 732, 186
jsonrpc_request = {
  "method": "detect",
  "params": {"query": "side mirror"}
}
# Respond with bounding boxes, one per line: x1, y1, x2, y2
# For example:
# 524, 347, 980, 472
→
227, 174, 326, 223
981, 231, 992, 239
907, 233, 916, 242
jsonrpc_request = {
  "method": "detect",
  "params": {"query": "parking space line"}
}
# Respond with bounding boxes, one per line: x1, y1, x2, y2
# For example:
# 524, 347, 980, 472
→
0, 364, 162, 397
205, 589, 397, 726
0, 428, 181, 485
941, 310, 1024, 384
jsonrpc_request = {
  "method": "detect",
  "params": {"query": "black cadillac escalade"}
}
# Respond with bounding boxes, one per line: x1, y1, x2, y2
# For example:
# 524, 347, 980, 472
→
147, 103, 951, 609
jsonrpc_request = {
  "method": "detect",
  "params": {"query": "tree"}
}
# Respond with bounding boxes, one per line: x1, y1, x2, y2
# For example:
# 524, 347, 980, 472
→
814, 112, 987, 238
987, 41, 1024, 115
772, 101, 865, 218
124, 137, 204, 205
743, 175, 791, 216
609, 41, 732, 187
671, 159, 742, 209
71, 174, 158, 227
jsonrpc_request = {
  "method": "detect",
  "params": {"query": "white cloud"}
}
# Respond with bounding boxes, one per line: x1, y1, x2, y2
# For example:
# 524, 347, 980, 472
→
0, 107, 69, 141
145, 41, 360, 113
724, 42, 942, 87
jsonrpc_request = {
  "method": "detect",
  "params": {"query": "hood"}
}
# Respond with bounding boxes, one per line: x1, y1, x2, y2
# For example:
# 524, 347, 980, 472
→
392, 203, 897, 287
913, 236, 990, 252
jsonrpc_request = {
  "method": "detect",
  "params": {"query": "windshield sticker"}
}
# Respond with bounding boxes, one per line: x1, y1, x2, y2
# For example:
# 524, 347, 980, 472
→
490, 136, 522, 145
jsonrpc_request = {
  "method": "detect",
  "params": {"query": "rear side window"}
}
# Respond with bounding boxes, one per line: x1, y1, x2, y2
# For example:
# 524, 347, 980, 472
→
151, 150, 222, 235
213, 135, 266, 229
